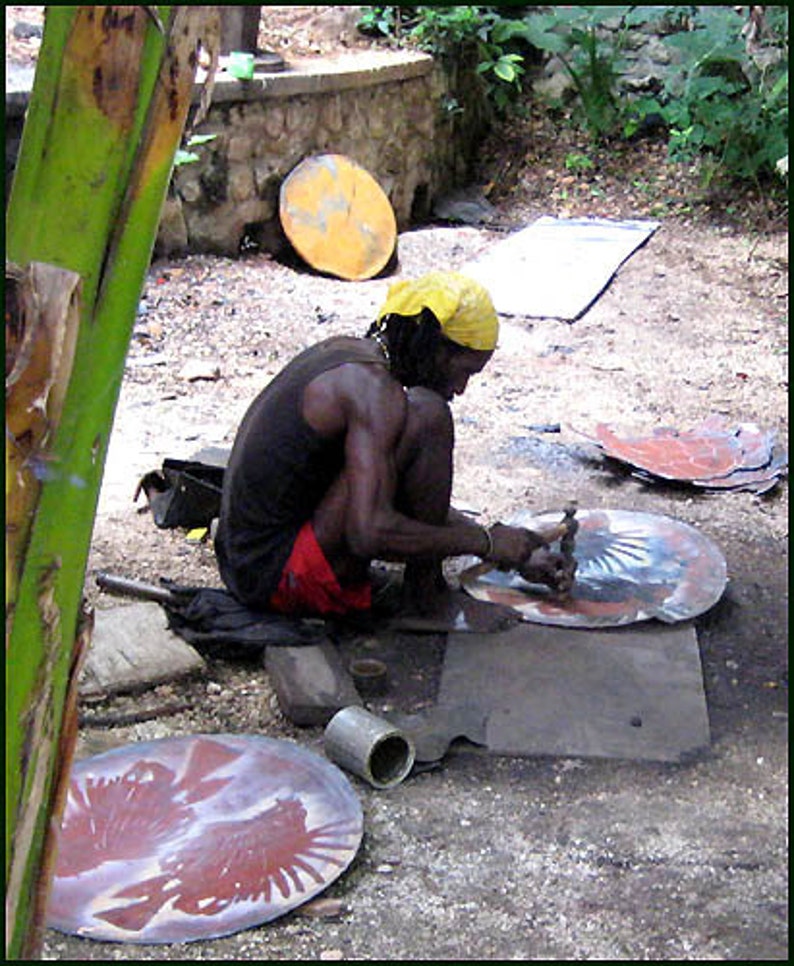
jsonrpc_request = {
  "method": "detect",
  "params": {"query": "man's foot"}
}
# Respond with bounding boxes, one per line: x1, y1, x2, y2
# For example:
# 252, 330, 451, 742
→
394, 584, 520, 634
368, 566, 404, 617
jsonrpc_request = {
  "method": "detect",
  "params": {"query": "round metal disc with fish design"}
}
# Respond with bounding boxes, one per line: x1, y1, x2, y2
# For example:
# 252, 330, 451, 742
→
47, 735, 363, 944
460, 508, 727, 628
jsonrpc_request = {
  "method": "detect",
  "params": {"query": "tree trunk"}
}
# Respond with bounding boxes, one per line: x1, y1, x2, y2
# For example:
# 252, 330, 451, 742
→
5, 6, 219, 958
220, 5, 261, 53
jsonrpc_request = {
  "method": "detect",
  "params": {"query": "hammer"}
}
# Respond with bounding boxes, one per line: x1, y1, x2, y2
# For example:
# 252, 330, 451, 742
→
516, 500, 578, 598
559, 501, 578, 564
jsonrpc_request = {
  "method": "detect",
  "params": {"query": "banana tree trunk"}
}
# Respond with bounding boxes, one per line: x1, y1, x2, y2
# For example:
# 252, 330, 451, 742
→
5, 7, 219, 958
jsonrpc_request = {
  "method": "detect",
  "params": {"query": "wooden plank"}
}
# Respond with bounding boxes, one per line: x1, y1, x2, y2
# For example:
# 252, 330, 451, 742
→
265, 640, 361, 727
80, 602, 206, 698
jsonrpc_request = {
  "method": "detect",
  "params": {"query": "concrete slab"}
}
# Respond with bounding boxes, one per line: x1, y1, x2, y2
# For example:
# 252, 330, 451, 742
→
438, 621, 710, 762
80, 602, 206, 698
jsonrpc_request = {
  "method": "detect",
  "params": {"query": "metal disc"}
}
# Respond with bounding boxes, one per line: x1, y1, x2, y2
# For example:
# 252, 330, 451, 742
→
461, 509, 727, 628
279, 154, 397, 281
47, 734, 363, 944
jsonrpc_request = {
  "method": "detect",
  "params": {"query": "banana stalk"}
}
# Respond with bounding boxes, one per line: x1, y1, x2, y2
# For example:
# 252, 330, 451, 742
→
5, 7, 219, 958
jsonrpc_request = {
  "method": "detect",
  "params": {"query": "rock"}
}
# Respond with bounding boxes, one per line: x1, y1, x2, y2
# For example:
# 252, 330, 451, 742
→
298, 898, 347, 918
13, 22, 43, 40
178, 359, 222, 381
432, 187, 496, 226
155, 197, 189, 257
80, 602, 206, 698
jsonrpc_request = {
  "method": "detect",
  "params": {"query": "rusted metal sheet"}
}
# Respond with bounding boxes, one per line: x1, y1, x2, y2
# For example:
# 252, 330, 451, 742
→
279, 153, 397, 281
581, 415, 787, 493
388, 621, 710, 764
47, 735, 362, 943
447, 622, 709, 762
461, 509, 727, 628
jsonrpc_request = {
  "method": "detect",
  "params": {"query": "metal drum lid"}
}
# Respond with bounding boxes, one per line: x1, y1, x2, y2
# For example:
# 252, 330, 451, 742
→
461, 508, 727, 628
279, 153, 397, 281
47, 734, 363, 944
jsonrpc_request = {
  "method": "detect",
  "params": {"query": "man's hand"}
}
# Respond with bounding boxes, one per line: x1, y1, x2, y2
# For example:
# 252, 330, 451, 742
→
483, 523, 577, 595
486, 523, 548, 569
518, 546, 577, 596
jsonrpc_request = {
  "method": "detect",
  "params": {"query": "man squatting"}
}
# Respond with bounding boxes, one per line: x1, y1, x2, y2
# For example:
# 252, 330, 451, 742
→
215, 271, 575, 629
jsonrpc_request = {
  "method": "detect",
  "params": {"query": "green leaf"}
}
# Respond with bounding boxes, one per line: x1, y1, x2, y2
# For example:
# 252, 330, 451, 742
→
494, 59, 518, 83
174, 149, 200, 166
187, 133, 217, 146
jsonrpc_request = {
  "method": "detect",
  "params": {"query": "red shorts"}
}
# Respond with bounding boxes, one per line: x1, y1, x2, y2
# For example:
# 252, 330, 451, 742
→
270, 521, 372, 616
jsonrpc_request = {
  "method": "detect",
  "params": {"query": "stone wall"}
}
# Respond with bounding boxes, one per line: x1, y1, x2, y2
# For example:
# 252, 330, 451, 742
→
157, 49, 487, 258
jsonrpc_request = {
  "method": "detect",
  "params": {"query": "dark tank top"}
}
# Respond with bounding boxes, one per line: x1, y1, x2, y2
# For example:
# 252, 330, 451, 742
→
214, 336, 386, 608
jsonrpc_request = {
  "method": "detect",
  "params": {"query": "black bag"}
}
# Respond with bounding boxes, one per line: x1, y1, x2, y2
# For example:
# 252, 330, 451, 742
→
136, 459, 225, 529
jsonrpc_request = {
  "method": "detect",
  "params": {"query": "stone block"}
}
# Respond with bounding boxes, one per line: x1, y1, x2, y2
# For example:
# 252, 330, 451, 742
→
321, 94, 344, 134
229, 165, 255, 203
263, 105, 285, 140
80, 602, 205, 699
178, 177, 203, 204
265, 640, 361, 727
227, 134, 252, 163
155, 197, 188, 257
285, 98, 313, 137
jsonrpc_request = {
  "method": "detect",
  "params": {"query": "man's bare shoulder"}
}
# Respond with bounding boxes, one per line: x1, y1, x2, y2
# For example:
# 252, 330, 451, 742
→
303, 348, 405, 436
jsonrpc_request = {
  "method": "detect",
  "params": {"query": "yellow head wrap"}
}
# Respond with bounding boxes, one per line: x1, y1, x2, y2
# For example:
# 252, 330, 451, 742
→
377, 271, 498, 351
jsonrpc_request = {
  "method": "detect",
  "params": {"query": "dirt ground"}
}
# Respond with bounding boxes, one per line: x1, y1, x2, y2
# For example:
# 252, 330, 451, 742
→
45, 194, 789, 961
7, 7, 788, 962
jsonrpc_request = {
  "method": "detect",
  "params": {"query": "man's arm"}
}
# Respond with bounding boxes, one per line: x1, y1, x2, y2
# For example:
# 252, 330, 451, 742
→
303, 361, 554, 570
332, 366, 536, 566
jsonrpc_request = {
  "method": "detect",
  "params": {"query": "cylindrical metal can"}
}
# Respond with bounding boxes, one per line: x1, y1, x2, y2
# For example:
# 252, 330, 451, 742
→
324, 706, 414, 789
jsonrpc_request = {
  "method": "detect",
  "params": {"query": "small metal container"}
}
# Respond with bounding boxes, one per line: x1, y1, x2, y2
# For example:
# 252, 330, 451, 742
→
324, 706, 414, 789
349, 657, 388, 697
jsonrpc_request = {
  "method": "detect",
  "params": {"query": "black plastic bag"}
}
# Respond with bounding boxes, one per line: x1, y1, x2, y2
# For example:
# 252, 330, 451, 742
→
136, 459, 225, 529
160, 582, 327, 657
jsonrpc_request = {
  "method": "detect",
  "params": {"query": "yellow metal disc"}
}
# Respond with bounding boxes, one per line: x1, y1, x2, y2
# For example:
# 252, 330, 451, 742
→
279, 154, 397, 281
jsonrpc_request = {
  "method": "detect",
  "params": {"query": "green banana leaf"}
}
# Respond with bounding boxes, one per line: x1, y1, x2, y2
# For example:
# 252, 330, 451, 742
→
5, 6, 219, 958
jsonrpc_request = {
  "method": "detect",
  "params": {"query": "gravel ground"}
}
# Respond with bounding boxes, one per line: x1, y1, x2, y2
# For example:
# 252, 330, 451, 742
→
44, 211, 788, 962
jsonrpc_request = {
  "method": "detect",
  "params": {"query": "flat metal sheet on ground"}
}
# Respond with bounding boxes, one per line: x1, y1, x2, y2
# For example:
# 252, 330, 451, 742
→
463, 215, 659, 320
439, 622, 710, 762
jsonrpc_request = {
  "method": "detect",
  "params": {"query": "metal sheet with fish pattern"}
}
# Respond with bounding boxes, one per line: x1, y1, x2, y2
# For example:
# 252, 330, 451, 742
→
461, 509, 727, 628
47, 735, 363, 944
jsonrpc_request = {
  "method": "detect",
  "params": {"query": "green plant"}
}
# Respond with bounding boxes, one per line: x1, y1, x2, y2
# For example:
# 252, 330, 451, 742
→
523, 6, 646, 141
565, 151, 595, 173
6, 7, 218, 957
357, 5, 412, 40
357, 6, 535, 115
174, 132, 217, 167
629, 6, 789, 185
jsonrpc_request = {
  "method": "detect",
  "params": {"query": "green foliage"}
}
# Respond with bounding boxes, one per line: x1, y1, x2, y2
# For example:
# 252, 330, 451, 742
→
360, 5, 788, 186
565, 151, 595, 173
522, 6, 643, 141
524, 4, 788, 184
174, 133, 217, 167
357, 6, 407, 40
647, 6, 788, 185
357, 6, 535, 115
